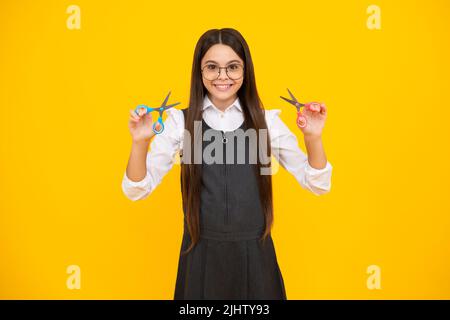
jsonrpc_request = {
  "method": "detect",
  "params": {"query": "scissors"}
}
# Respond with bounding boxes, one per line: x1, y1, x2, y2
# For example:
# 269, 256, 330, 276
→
134, 91, 181, 134
280, 88, 320, 128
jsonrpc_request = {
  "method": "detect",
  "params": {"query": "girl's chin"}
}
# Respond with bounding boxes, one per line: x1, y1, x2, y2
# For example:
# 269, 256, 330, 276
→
210, 87, 236, 98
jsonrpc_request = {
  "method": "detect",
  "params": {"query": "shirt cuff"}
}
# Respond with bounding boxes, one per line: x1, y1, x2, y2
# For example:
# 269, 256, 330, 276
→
304, 160, 332, 175
122, 171, 151, 188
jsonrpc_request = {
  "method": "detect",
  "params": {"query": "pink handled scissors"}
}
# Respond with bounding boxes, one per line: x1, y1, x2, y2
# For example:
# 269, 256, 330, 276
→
280, 88, 320, 128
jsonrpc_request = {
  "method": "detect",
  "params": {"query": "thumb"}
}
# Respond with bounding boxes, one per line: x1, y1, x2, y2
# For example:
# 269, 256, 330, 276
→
154, 121, 162, 130
143, 112, 153, 123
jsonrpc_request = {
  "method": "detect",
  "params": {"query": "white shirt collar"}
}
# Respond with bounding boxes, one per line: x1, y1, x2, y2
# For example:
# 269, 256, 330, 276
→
203, 94, 243, 113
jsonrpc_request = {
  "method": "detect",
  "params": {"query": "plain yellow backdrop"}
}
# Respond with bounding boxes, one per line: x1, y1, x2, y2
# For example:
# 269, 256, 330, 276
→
1, 0, 449, 299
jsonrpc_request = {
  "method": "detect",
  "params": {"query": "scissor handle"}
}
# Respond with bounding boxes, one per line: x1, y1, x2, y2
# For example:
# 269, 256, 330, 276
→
296, 111, 307, 128
305, 102, 323, 112
152, 117, 165, 134
135, 105, 150, 115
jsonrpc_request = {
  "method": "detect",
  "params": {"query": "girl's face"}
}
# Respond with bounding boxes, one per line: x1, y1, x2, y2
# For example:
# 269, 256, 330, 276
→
201, 44, 244, 106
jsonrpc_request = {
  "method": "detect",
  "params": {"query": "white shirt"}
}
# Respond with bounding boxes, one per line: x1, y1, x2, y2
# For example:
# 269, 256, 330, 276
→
122, 94, 333, 201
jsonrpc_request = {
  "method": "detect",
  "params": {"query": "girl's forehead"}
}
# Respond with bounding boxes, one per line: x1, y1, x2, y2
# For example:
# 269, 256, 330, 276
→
202, 44, 243, 64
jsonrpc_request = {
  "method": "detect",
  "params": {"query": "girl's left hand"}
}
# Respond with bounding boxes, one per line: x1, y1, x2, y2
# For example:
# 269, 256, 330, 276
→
299, 102, 327, 138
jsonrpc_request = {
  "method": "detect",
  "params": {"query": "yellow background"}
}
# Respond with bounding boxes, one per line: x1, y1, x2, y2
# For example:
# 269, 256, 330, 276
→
1, 0, 449, 299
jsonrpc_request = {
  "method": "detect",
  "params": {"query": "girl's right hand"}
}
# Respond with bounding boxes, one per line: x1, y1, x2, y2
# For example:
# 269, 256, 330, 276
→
128, 108, 162, 143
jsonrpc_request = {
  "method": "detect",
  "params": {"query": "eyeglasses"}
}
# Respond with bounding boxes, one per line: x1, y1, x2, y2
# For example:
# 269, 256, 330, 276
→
201, 63, 244, 81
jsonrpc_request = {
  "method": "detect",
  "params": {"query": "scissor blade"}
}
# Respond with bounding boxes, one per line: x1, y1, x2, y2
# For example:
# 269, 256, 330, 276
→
287, 88, 298, 102
280, 96, 297, 105
160, 91, 172, 108
163, 102, 181, 109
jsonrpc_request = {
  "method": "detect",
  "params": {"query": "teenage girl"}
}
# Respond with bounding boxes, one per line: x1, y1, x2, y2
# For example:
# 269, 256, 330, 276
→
122, 28, 332, 300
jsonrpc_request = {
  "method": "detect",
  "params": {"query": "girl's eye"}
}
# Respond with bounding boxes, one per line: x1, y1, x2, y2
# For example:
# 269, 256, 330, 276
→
206, 64, 218, 70
228, 64, 239, 70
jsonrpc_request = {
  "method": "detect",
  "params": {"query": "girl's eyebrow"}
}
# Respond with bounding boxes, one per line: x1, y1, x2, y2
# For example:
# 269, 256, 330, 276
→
203, 59, 242, 65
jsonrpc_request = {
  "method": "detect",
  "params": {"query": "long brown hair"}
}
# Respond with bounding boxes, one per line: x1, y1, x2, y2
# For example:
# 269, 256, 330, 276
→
181, 28, 273, 254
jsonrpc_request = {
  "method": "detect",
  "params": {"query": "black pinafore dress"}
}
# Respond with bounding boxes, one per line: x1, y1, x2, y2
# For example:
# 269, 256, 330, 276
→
174, 108, 287, 300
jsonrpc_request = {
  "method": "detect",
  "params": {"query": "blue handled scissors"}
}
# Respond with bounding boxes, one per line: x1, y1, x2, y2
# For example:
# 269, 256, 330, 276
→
134, 91, 181, 134
280, 88, 321, 128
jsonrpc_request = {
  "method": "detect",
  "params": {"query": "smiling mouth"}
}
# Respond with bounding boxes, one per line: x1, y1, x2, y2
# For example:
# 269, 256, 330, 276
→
213, 84, 233, 91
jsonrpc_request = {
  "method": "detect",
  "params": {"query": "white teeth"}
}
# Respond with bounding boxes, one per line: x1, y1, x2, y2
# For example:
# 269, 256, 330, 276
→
214, 84, 232, 90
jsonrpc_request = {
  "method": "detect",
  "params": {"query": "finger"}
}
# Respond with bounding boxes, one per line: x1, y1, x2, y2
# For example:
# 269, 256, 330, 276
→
130, 109, 140, 121
130, 109, 138, 118
319, 103, 327, 115
307, 102, 321, 113
129, 118, 138, 127
129, 117, 139, 124
305, 103, 314, 112
297, 115, 307, 128
136, 107, 147, 117
144, 112, 153, 121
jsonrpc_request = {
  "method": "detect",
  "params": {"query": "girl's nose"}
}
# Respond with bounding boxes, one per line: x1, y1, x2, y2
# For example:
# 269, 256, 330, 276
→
218, 68, 229, 80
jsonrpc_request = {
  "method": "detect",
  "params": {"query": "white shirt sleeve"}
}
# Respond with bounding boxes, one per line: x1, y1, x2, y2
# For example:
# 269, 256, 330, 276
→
265, 109, 333, 196
121, 108, 184, 201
